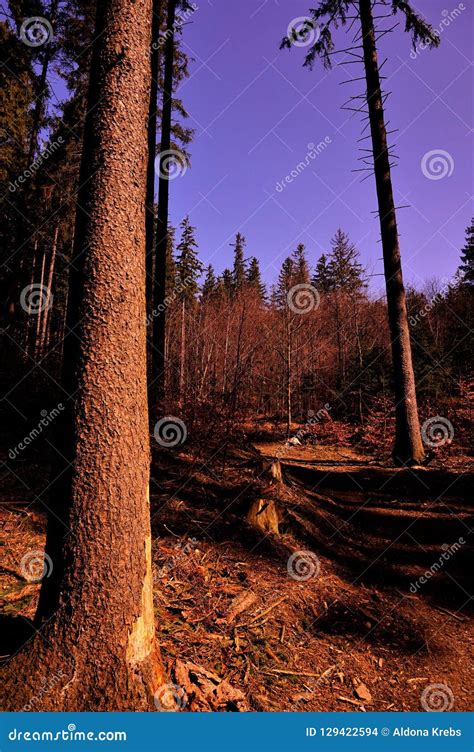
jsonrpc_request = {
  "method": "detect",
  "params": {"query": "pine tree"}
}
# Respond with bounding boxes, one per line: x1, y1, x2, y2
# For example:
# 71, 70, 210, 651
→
231, 232, 247, 293
175, 215, 202, 299
327, 229, 365, 292
246, 256, 266, 300
313, 253, 333, 293
219, 268, 234, 298
459, 218, 474, 285
202, 263, 217, 299
151, 0, 195, 407
292, 243, 310, 284
165, 223, 176, 295
175, 215, 202, 402
273, 256, 298, 435
281, 0, 438, 464
273, 256, 295, 307
2, 0, 164, 709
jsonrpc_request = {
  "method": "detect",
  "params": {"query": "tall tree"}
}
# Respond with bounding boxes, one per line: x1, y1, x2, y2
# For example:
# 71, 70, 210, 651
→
292, 242, 310, 284
145, 0, 162, 326
175, 216, 202, 402
312, 253, 333, 293
247, 256, 266, 300
459, 217, 474, 285
151, 0, 194, 410
152, 0, 177, 409
281, 0, 439, 464
231, 232, 247, 293
328, 229, 365, 292
273, 256, 298, 435
202, 263, 218, 299
2, 0, 165, 709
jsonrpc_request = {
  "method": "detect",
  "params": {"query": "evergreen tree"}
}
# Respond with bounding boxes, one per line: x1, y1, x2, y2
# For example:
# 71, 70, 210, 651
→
313, 253, 333, 293
273, 256, 295, 308
328, 229, 365, 292
459, 218, 474, 285
246, 256, 266, 300
281, 0, 438, 463
3, 0, 164, 709
219, 268, 234, 298
292, 243, 310, 284
165, 223, 176, 295
175, 216, 202, 300
231, 232, 247, 293
202, 263, 217, 299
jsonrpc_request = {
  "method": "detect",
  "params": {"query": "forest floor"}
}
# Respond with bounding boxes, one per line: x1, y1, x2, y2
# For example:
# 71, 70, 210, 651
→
1, 426, 473, 712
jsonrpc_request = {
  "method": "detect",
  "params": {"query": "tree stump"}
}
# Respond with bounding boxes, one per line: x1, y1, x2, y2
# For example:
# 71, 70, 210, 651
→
246, 498, 280, 534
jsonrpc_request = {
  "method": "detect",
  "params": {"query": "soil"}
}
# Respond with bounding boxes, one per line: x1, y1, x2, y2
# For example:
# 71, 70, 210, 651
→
1, 437, 473, 712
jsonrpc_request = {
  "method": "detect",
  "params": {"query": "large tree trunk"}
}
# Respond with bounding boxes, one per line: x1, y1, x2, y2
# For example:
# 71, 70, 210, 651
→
359, 0, 424, 465
1, 0, 165, 710
151, 0, 177, 411
145, 0, 162, 328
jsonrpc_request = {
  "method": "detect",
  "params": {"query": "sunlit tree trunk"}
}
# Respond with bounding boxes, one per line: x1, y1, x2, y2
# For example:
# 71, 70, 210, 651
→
359, 0, 424, 464
1, 0, 165, 710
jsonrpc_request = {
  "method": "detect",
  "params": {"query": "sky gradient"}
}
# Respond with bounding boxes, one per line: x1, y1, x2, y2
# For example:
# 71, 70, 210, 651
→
168, 0, 473, 293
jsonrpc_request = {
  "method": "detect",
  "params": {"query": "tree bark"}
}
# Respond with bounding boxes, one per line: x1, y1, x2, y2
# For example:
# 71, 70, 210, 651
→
1, 0, 165, 710
151, 0, 177, 411
359, 0, 424, 465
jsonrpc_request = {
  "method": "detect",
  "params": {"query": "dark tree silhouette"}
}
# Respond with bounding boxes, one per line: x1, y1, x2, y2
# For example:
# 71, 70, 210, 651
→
281, 0, 440, 464
1, 0, 165, 710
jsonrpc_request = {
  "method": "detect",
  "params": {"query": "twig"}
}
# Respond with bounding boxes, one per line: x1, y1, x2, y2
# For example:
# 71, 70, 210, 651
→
435, 606, 466, 622
247, 596, 287, 624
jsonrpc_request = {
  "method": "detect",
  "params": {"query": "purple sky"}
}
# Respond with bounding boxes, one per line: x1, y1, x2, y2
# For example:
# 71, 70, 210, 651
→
170, 0, 473, 292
